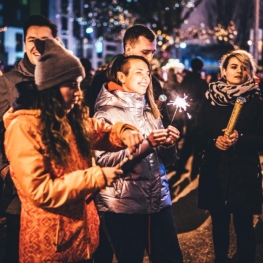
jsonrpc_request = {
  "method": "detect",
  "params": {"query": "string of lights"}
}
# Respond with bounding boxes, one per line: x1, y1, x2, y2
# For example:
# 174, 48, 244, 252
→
156, 21, 238, 51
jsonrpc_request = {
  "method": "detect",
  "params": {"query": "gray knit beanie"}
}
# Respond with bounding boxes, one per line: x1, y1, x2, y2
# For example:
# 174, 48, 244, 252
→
34, 38, 85, 90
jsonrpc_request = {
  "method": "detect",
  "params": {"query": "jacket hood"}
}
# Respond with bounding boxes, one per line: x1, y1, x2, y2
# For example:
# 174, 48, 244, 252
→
3, 108, 40, 130
95, 83, 146, 113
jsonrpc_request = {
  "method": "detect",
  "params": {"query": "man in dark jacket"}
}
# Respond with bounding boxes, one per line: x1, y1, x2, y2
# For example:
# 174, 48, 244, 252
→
87, 24, 164, 117
0, 14, 57, 263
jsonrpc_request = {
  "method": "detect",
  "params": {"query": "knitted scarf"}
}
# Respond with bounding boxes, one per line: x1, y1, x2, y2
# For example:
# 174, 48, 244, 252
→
205, 79, 261, 106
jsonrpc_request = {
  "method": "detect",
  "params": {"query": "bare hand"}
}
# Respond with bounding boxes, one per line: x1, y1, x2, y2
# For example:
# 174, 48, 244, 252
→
215, 135, 230, 151
215, 129, 239, 151
162, 125, 180, 145
147, 129, 169, 147
121, 129, 143, 154
227, 129, 239, 145
101, 165, 123, 187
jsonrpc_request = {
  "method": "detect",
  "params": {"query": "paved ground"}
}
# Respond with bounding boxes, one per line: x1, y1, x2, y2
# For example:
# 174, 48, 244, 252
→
167, 156, 263, 263
172, 177, 263, 263
0, 156, 263, 263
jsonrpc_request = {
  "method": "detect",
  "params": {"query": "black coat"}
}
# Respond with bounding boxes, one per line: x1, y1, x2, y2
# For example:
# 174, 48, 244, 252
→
193, 96, 263, 214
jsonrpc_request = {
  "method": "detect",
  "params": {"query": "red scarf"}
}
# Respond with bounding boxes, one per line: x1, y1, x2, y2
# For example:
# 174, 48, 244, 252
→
107, 81, 126, 92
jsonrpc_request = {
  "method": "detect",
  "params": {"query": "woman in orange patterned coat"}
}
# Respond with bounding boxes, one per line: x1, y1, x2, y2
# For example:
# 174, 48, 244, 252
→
3, 38, 143, 263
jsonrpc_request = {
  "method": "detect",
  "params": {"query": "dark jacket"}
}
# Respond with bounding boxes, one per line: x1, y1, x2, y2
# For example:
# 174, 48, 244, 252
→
180, 71, 208, 118
0, 55, 34, 214
88, 69, 163, 117
94, 84, 175, 214
193, 96, 263, 214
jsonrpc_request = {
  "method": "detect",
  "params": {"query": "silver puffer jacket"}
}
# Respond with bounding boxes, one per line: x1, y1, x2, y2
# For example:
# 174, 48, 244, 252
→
93, 84, 176, 214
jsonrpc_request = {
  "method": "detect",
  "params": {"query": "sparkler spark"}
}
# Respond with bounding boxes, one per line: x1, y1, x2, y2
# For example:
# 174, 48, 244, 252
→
167, 94, 190, 124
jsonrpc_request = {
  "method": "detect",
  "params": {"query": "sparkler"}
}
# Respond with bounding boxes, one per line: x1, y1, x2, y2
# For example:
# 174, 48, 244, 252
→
168, 94, 190, 124
85, 154, 133, 204
224, 96, 246, 137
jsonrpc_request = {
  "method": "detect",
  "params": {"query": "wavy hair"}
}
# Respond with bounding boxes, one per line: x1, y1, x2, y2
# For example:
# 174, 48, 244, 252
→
106, 54, 160, 119
39, 87, 92, 166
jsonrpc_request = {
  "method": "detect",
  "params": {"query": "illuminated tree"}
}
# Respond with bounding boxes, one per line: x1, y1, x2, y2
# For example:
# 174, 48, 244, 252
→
77, 0, 137, 41
205, 0, 263, 49
76, 0, 204, 42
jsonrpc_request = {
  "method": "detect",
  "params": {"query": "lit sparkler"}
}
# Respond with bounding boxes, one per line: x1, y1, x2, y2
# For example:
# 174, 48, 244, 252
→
167, 94, 190, 124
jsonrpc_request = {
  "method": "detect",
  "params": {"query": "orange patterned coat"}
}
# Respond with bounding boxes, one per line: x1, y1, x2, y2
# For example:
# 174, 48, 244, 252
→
3, 108, 135, 263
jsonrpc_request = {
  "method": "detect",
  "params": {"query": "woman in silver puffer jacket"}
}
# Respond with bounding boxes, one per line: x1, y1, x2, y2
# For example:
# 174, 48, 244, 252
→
93, 54, 183, 263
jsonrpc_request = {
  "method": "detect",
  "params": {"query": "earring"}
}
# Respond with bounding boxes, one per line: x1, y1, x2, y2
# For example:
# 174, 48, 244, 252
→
221, 75, 226, 82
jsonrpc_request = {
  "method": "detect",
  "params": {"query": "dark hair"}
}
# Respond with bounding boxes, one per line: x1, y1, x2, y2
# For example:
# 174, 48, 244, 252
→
106, 54, 160, 119
14, 84, 92, 167
191, 57, 204, 72
23, 15, 58, 41
80, 58, 92, 75
14, 81, 39, 110
123, 24, 156, 50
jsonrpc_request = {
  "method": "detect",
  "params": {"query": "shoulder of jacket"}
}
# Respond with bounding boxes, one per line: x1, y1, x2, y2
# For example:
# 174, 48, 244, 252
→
94, 107, 119, 122
7, 111, 40, 130
0, 70, 21, 82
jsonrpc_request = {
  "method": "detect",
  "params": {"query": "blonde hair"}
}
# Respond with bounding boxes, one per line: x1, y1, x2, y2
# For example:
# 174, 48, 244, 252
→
220, 49, 257, 80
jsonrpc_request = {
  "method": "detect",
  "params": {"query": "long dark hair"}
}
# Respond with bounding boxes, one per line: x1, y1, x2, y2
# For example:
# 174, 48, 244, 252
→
14, 81, 92, 166
106, 54, 160, 118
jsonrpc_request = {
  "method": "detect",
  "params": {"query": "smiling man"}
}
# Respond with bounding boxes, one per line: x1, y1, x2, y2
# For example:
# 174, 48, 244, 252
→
0, 15, 57, 263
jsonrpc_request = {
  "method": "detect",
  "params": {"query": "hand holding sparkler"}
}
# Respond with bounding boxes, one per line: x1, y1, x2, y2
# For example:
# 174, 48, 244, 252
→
85, 154, 133, 204
224, 96, 246, 137
101, 165, 124, 186
147, 129, 171, 147
215, 96, 246, 151
147, 126, 180, 147
215, 130, 239, 151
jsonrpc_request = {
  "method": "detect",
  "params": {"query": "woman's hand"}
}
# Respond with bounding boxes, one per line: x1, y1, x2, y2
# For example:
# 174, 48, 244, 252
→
101, 165, 123, 187
147, 129, 168, 147
215, 129, 239, 151
121, 129, 143, 154
162, 125, 180, 146
147, 126, 180, 147
228, 129, 239, 145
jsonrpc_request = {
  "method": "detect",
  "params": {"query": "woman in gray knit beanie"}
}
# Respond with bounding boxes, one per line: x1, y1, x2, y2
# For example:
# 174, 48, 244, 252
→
3, 38, 143, 263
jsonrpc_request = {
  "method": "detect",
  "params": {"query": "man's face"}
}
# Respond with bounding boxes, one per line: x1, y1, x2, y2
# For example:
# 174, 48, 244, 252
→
24, 26, 54, 65
125, 36, 156, 62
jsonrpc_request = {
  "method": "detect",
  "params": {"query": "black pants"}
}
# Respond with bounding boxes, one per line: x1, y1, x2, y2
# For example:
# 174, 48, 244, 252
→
210, 205, 256, 263
95, 207, 183, 263
93, 216, 114, 263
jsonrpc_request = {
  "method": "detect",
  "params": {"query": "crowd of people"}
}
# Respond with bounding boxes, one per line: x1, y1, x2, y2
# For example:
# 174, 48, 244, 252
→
0, 14, 262, 263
